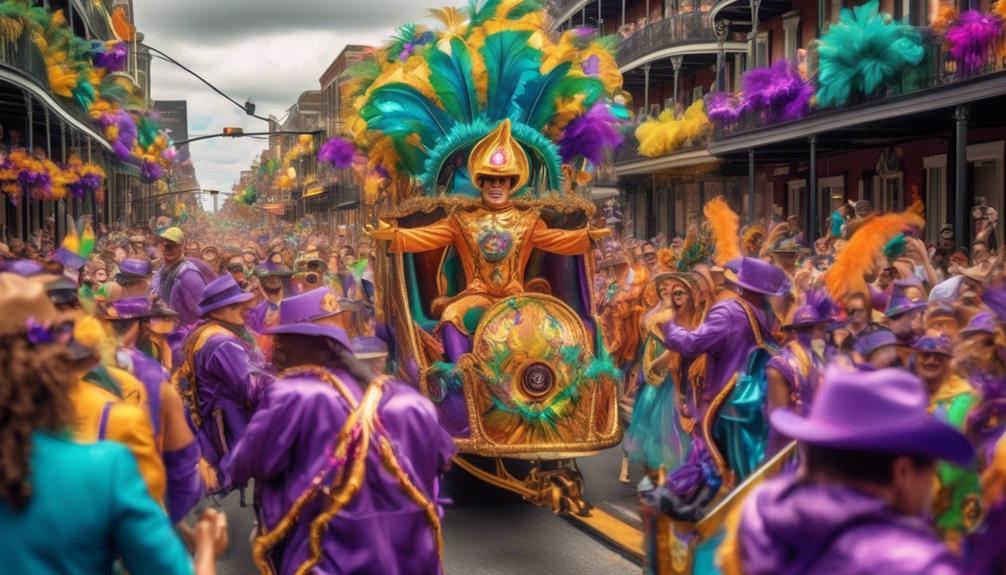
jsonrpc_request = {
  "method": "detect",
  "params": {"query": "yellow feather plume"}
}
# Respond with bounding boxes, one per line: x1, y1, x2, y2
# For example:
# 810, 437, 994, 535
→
931, 2, 958, 34
824, 211, 925, 303
742, 225, 765, 256
635, 100, 710, 157
703, 196, 741, 265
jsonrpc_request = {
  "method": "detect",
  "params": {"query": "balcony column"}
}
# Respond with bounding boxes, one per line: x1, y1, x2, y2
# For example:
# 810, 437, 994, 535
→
748, 149, 756, 223
714, 20, 728, 91
643, 64, 651, 112
671, 56, 683, 111
597, 0, 603, 31
621, 0, 626, 27
809, 135, 818, 244
748, 0, 762, 70
954, 105, 970, 249
582, 6, 586, 26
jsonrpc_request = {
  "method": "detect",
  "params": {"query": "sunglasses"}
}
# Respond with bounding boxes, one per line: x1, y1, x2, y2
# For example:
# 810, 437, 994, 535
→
226, 263, 245, 273
671, 290, 688, 298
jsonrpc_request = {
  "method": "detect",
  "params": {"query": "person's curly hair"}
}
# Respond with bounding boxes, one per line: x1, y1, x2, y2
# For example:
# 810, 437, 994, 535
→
0, 336, 75, 509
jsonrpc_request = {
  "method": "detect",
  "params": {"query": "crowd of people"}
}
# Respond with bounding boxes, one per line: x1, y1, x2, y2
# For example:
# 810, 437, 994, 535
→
0, 188, 1004, 574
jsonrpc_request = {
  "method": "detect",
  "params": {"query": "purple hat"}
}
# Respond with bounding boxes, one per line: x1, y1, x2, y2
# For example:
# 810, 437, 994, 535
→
198, 274, 254, 316
262, 287, 351, 350
784, 290, 836, 330
885, 288, 927, 318
49, 247, 86, 271
723, 257, 792, 296
4, 259, 48, 277
929, 276, 963, 302
913, 334, 952, 356
115, 258, 151, 281
771, 365, 974, 466
104, 297, 150, 320
853, 327, 898, 357
960, 312, 997, 338
352, 335, 389, 359
983, 284, 1006, 324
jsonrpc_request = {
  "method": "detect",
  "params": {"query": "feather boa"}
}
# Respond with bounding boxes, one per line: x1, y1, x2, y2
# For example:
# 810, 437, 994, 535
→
703, 196, 741, 265
946, 11, 1003, 77
824, 210, 924, 303
635, 100, 709, 157
705, 91, 745, 124
558, 102, 623, 165
740, 60, 813, 122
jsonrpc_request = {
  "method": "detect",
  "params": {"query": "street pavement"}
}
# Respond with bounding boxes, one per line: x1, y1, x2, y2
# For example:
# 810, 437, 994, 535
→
213, 446, 640, 574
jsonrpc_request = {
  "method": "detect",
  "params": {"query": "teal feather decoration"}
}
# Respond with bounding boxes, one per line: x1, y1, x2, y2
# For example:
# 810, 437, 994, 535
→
500, 0, 546, 20
361, 83, 455, 150
481, 31, 542, 120
427, 38, 478, 121
513, 61, 572, 130
72, 81, 95, 110
816, 0, 925, 108
883, 233, 907, 259
467, 0, 504, 27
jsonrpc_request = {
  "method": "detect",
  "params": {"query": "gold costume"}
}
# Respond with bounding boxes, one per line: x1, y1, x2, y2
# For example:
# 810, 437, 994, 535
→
387, 205, 590, 333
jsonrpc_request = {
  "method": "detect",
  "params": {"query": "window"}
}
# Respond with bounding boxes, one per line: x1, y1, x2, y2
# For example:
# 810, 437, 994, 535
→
755, 32, 770, 68
787, 179, 806, 225
923, 155, 948, 245
782, 12, 800, 61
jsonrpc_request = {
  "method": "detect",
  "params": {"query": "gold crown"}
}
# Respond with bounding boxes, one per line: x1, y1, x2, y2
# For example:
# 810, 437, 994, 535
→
467, 119, 529, 192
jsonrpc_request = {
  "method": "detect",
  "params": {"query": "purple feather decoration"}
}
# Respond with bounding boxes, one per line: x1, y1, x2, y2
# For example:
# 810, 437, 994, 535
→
72, 173, 104, 198
140, 160, 164, 183
705, 91, 745, 124
558, 102, 623, 165
94, 41, 129, 72
947, 11, 1003, 77
318, 137, 357, 169
582, 55, 601, 76
97, 110, 138, 161
740, 60, 813, 122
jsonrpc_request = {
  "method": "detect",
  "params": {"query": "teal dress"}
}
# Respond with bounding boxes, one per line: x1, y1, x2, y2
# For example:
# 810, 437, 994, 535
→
0, 432, 194, 575
625, 332, 693, 471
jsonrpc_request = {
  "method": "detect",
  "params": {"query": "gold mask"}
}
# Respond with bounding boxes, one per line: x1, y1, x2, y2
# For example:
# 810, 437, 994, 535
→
468, 119, 530, 192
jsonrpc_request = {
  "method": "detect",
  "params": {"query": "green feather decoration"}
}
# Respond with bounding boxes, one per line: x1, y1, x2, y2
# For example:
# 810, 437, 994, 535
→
513, 61, 571, 130
466, 0, 505, 27
480, 31, 542, 120
361, 83, 455, 151
816, 0, 925, 108
136, 116, 160, 149
427, 37, 478, 121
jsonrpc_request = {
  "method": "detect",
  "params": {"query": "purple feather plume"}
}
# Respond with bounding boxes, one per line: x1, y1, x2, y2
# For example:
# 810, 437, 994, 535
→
740, 60, 813, 122
97, 110, 138, 161
947, 11, 1003, 78
140, 160, 164, 183
558, 102, 623, 165
94, 41, 129, 72
705, 91, 745, 124
318, 137, 357, 169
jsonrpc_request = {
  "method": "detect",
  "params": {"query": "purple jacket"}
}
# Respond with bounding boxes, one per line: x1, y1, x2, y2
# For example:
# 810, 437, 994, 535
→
153, 259, 212, 328
117, 347, 167, 435
192, 331, 268, 487
227, 369, 455, 575
737, 474, 961, 575
246, 299, 280, 335
661, 298, 774, 421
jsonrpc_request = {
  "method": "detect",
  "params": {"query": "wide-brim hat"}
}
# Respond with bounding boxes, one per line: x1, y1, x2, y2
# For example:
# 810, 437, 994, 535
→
115, 258, 152, 281
770, 365, 974, 466
913, 334, 953, 356
960, 312, 997, 338
959, 265, 990, 285
262, 287, 351, 350
723, 256, 792, 296
650, 271, 696, 291
102, 297, 149, 320
885, 289, 927, 318
784, 305, 832, 330
198, 275, 254, 316
352, 335, 389, 359
49, 248, 86, 271
852, 327, 898, 357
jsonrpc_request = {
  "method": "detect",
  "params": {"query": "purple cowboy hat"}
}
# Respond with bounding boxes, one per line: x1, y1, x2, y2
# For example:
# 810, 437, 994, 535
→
115, 258, 152, 281
262, 287, 350, 350
852, 327, 898, 357
771, 365, 974, 466
913, 333, 953, 356
960, 312, 997, 338
352, 335, 389, 359
198, 274, 254, 316
723, 256, 791, 296
784, 290, 837, 330
885, 288, 927, 318
103, 297, 150, 320
983, 284, 1006, 324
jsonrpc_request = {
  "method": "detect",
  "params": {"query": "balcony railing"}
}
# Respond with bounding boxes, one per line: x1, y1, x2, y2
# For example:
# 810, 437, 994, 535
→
616, 8, 716, 67
613, 131, 710, 164
712, 29, 1006, 139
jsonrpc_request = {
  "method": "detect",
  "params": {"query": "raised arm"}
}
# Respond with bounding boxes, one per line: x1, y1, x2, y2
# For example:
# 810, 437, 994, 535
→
660, 303, 731, 357
369, 218, 456, 253
531, 219, 610, 255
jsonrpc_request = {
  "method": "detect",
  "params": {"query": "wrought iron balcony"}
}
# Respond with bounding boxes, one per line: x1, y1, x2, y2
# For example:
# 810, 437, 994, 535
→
615, 10, 717, 68
613, 131, 710, 164
712, 29, 1006, 140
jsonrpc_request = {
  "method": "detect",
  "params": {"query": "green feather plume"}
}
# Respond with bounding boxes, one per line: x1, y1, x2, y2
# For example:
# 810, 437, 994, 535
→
426, 37, 478, 121
481, 31, 542, 120
466, 0, 504, 27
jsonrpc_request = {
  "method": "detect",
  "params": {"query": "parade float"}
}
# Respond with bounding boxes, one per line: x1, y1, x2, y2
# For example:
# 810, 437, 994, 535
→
344, 0, 628, 515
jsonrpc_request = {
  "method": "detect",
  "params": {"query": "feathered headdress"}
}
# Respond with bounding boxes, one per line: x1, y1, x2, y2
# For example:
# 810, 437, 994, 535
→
824, 209, 924, 303
703, 196, 741, 266
742, 225, 765, 256
347, 0, 624, 197
676, 226, 710, 272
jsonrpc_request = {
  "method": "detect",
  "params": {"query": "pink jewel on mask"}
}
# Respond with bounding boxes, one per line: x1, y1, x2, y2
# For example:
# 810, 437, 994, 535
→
490, 149, 507, 166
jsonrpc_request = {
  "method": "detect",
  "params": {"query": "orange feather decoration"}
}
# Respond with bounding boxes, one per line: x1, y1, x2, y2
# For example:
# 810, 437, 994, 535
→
111, 7, 136, 42
703, 195, 741, 265
824, 210, 925, 303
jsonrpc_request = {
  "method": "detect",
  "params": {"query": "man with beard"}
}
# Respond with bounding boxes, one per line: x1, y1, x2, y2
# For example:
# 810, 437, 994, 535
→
152, 228, 211, 329
912, 334, 980, 548
885, 289, 927, 363
226, 287, 454, 575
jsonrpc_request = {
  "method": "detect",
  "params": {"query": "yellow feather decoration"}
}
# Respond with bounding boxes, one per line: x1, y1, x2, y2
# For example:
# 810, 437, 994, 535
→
635, 100, 710, 157
703, 196, 741, 265
824, 210, 925, 303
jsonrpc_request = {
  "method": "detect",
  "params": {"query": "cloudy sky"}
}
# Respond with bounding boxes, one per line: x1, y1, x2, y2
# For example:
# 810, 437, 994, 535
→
133, 0, 447, 206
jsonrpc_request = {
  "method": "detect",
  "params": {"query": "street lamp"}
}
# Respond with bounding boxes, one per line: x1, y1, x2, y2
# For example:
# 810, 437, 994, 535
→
208, 188, 220, 213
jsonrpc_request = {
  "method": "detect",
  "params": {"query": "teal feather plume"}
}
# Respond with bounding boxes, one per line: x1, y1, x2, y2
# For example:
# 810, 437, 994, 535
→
361, 83, 455, 149
427, 38, 478, 121
467, 0, 504, 27
512, 61, 571, 130
72, 81, 95, 110
499, 0, 545, 20
480, 31, 542, 120
816, 0, 925, 108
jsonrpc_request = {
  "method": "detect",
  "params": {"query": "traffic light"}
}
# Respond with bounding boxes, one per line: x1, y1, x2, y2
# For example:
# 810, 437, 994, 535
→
222, 127, 244, 137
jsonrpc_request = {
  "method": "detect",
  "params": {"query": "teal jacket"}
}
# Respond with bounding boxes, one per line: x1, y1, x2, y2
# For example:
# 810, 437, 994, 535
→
0, 432, 194, 575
